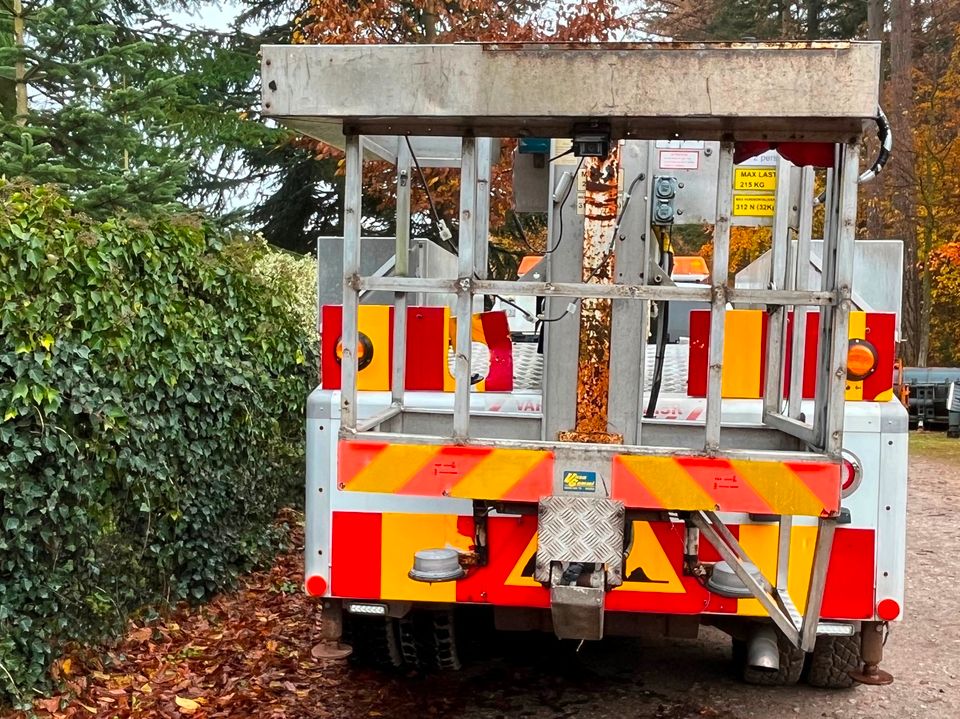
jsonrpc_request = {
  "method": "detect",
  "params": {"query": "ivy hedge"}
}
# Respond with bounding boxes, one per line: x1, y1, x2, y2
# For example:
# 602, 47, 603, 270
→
0, 183, 315, 707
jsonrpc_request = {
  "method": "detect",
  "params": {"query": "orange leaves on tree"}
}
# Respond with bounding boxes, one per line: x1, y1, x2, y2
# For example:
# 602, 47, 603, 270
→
290, 1, 642, 257
698, 225, 772, 278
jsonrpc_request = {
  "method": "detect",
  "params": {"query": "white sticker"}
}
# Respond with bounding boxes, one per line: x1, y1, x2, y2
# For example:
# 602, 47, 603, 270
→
655, 140, 706, 150
659, 149, 700, 170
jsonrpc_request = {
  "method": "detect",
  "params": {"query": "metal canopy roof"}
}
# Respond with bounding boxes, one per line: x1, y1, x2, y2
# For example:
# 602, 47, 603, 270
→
261, 41, 881, 145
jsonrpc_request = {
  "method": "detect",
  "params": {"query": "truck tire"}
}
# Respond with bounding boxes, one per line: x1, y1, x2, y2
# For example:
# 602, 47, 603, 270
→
805, 634, 860, 689
399, 608, 461, 671
344, 615, 404, 669
733, 630, 805, 686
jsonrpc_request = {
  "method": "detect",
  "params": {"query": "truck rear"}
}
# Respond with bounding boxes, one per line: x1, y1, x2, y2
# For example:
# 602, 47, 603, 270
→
261, 41, 907, 688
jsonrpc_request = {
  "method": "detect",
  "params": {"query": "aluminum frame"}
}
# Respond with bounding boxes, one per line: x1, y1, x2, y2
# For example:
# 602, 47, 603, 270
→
311, 44, 870, 650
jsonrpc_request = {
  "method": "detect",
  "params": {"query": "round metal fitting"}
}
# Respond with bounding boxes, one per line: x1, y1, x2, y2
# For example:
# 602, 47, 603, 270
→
654, 203, 675, 223
706, 560, 764, 598
409, 548, 465, 582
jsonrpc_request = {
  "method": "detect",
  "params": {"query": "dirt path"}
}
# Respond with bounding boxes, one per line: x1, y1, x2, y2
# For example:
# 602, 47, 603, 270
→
7, 452, 959, 718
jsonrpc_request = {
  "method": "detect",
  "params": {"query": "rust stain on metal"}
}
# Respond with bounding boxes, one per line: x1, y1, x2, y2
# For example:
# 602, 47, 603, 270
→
564, 146, 622, 442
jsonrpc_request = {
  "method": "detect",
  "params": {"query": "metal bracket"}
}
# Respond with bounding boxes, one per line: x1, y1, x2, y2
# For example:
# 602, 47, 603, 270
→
549, 564, 605, 641
691, 510, 838, 652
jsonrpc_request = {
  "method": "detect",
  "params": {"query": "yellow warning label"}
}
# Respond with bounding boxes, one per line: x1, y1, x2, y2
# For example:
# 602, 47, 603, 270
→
733, 194, 776, 217
734, 167, 777, 191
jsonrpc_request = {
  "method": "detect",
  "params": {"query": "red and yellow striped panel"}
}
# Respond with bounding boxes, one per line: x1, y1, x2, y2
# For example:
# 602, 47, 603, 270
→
339, 440, 553, 501
687, 309, 897, 401
611, 455, 840, 516
329, 511, 876, 620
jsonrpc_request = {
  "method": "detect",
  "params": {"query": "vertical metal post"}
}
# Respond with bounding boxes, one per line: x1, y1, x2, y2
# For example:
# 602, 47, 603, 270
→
763, 155, 794, 417
788, 167, 816, 419
775, 514, 793, 590
822, 141, 860, 457
340, 135, 363, 431
391, 142, 412, 408
453, 137, 477, 440
704, 143, 735, 452
475, 138, 493, 280
814, 156, 839, 449
800, 517, 838, 651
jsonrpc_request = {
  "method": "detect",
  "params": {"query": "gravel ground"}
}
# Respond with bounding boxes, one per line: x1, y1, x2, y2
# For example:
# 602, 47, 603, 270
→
326, 442, 960, 719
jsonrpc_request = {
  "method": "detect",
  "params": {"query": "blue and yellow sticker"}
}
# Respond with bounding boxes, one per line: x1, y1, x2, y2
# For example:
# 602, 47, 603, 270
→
562, 470, 597, 493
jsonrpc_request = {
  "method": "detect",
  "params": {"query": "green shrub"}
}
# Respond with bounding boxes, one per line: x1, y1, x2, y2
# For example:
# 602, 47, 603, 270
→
0, 183, 315, 707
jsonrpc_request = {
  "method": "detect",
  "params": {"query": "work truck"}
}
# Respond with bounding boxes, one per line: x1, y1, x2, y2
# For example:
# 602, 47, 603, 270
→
261, 41, 906, 688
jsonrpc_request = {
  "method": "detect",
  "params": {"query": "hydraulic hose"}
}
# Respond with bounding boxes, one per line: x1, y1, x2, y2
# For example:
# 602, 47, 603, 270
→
815, 106, 892, 204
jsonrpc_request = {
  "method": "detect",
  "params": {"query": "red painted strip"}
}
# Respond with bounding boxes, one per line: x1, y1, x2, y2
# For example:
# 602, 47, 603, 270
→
822, 528, 875, 619
802, 312, 820, 398
396, 445, 492, 496
499, 454, 553, 502
330, 512, 382, 598
405, 306, 447, 391
321, 305, 343, 390
456, 515, 549, 608
479, 311, 514, 391
686, 310, 710, 397
676, 456, 777, 514
863, 312, 896, 400
784, 461, 840, 515
610, 456, 669, 509
338, 440, 388, 486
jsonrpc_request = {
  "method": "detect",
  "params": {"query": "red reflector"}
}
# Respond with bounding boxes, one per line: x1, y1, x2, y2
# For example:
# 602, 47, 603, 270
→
877, 598, 900, 621
305, 575, 328, 597
841, 460, 856, 491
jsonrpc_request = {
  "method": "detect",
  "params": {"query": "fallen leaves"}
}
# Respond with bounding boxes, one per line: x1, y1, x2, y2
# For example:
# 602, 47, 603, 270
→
174, 696, 201, 714
0, 509, 354, 719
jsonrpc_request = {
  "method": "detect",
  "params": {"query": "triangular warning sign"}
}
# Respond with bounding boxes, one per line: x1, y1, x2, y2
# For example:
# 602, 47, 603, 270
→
614, 521, 685, 594
504, 532, 541, 588
504, 521, 685, 594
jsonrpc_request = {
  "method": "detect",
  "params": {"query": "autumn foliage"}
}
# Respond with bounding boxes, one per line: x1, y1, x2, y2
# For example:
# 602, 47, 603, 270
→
293, 0, 642, 275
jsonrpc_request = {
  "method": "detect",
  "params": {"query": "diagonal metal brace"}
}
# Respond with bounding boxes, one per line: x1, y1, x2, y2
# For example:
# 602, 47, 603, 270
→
691, 511, 799, 646
693, 511, 839, 652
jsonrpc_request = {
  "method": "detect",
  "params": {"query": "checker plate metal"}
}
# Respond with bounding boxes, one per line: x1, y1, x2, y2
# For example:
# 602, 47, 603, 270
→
535, 496, 625, 586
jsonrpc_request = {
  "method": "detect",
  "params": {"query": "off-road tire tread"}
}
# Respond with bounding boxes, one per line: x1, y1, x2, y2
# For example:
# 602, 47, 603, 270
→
344, 615, 403, 669
806, 634, 860, 689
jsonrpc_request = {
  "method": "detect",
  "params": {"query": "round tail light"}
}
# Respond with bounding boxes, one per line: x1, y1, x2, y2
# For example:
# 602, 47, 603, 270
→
847, 338, 878, 381
335, 332, 374, 370
840, 451, 863, 497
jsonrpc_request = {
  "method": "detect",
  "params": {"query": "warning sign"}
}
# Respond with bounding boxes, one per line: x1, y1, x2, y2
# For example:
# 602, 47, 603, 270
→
733, 194, 776, 217
734, 167, 777, 191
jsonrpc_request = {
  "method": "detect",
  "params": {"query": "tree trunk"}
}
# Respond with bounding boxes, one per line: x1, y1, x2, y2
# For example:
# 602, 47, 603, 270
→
13, 0, 26, 124
806, 0, 822, 39
860, 0, 886, 241
889, 0, 918, 363
867, 0, 884, 43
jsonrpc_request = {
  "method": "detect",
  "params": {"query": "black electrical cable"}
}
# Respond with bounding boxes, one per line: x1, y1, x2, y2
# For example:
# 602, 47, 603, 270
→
404, 134, 458, 253
512, 213, 537, 253
545, 157, 585, 255
547, 147, 575, 163
645, 247, 674, 419
473, 271, 537, 324
537, 169, 643, 327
